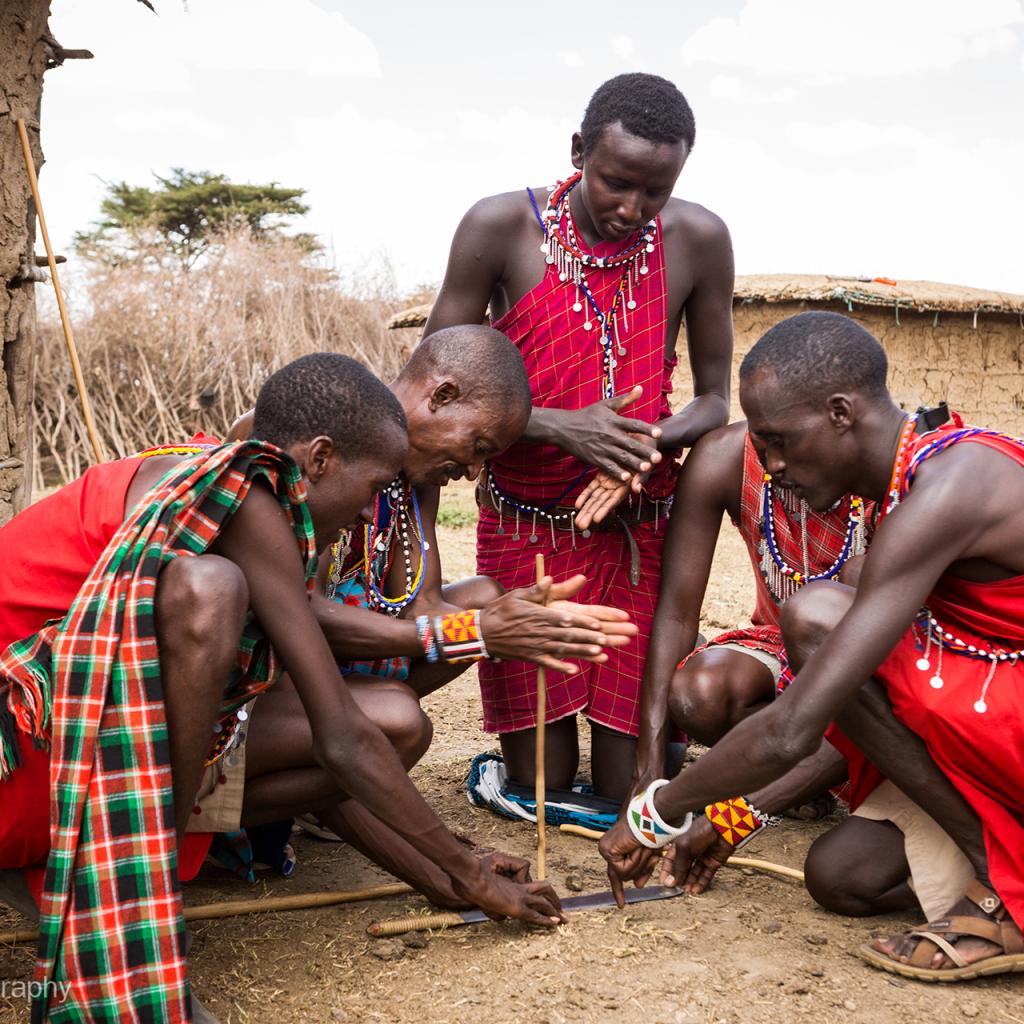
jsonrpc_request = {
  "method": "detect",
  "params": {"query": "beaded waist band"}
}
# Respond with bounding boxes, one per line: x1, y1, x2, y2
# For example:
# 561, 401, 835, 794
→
476, 475, 670, 533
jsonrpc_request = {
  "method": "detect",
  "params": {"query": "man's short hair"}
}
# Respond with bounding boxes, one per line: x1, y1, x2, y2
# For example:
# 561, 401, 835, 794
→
739, 312, 889, 403
253, 352, 406, 456
581, 73, 696, 154
406, 325, 531, 419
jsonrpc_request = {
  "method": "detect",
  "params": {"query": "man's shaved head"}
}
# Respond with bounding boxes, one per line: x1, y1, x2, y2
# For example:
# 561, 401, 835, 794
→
740, 312, 889, 404
401, 324, 531, 419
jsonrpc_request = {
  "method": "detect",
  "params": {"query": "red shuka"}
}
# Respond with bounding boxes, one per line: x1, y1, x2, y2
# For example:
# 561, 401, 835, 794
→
477, 189, 676, 737
875, 425, 1024, 925
0, 456, 213, 899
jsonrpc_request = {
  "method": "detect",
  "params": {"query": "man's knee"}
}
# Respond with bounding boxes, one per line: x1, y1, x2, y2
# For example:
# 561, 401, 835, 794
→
384, 690, 433, 768
157, 555, 248, 648
668, 663, 731, 745
804, 826, 891, 917
779, 582, 853, 659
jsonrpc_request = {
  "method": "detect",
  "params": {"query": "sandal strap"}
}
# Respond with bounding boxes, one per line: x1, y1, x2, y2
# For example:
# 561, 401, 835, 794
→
964, 879, 1004, 917
909, 929, 969, 969
999, 919, 1024, 955
924, 914, 1003, 945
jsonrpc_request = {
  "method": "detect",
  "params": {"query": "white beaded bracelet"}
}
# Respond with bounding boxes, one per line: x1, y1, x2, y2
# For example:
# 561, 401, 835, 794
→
626, 779, 693, 849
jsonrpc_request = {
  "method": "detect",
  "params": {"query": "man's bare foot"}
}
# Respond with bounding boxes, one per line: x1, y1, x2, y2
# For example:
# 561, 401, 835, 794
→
861, 880, 1024, 980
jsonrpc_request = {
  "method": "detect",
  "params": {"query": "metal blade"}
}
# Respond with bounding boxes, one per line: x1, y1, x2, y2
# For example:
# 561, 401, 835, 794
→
455, 884, 683, 925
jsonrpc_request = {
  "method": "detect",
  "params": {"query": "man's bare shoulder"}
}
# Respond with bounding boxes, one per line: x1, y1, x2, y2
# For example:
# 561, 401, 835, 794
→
660, 197, 731, 248
681, 420, 747, 508
460, 189, 537, 235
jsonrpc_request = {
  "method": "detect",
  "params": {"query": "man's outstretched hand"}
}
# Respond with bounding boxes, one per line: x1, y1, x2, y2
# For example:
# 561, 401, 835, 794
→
481, 574, 637, 673
546, 386, 662, 482
452, 855, 566, 927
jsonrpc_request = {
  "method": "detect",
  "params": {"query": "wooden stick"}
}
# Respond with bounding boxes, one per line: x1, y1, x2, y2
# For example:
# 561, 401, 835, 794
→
16, 117, 105, 465
368, 912, 466, 937
557, 823, 806, 882
534, 552, 548, 881
0, 881, 413, 946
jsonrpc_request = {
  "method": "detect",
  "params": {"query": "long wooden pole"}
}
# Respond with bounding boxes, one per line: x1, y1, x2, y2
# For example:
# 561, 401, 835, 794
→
534, 553, 548, 881
0, 881, 413, 946
16, 117, 105, 464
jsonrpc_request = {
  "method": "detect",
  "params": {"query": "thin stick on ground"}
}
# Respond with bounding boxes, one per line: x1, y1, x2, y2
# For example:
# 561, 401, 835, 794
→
16, 117, 105, 465
0, 882, 414, 946
534, 552, 548, 881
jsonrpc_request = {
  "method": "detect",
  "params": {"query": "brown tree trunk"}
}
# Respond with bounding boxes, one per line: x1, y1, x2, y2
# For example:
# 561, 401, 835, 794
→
0, 0, 52, 523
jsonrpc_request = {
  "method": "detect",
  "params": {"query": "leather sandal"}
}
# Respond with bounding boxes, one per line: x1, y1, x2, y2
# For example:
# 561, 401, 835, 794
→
859, 880, 1024, 982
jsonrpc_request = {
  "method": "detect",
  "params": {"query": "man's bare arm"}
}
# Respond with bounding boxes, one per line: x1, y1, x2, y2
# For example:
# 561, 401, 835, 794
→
215, 483, 564, 923
655, 209, 734, 451
633, 425, 744, 787
650, 451, 998, 825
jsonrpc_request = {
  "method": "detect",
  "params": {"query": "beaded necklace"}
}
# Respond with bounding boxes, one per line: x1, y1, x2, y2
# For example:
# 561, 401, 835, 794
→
325, 475, 427, 616
758, 474, 867, 602
363, 475, 426, 614
876, 412, 919, 521
533, 172, 657, 400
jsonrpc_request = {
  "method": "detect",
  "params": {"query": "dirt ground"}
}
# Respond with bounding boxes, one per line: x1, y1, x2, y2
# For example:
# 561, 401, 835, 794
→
1, 480, 1021, 1023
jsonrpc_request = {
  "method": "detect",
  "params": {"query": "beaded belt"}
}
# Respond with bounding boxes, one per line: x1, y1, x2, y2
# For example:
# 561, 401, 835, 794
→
476, 475, 671, 586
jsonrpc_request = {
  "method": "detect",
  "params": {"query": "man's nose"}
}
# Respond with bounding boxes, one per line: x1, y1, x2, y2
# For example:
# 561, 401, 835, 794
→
617, 191, 643, 225
764, 450, 786, 477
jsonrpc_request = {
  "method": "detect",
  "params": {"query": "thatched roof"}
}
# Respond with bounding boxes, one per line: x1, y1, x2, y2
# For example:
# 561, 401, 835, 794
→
387, 274, 1024, 330
735, 275, 1024, 317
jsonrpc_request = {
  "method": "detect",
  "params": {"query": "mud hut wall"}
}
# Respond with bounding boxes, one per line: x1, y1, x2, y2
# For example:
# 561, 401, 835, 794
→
670, 301, 1024, 434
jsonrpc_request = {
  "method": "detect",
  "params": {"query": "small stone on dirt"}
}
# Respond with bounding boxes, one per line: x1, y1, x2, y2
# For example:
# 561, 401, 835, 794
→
402, 933, 429, 949
369, 938, 405, 961
762, 920, 782, 934
843, 999, 857, 1011
961, 1004, 980, 1018
330, 1011, 348, 1023
564, 871, 586, 892
804, 933, 828, 945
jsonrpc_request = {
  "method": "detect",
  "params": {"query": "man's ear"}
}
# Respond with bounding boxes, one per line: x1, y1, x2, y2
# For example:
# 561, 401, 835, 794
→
570, 132, 585, 171
303, 435, 337, 483
826, 394, 856, 433
428, 380, 460, 412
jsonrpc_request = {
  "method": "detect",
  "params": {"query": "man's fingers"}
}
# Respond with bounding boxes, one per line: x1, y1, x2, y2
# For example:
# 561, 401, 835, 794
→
608, 866, 626, 909
606, 385, 643, 412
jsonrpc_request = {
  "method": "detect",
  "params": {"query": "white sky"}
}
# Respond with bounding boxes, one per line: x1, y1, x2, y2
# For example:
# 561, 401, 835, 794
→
42, 0, 1024, 296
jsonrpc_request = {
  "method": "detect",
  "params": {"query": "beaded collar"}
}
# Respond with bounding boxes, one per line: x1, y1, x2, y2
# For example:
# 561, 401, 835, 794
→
532, 172, 658, 400
758, 475, 867, 602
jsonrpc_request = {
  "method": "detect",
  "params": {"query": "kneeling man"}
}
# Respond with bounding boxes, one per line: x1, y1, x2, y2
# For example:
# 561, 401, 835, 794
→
601, 312, 1024, 982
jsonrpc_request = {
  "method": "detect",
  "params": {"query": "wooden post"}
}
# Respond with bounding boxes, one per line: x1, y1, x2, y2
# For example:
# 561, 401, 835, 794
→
534, 553, 548, 880
16, 116, 105, 464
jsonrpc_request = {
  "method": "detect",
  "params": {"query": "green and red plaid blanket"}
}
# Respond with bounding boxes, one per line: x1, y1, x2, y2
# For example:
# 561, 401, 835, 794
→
0, 441, 315, 1023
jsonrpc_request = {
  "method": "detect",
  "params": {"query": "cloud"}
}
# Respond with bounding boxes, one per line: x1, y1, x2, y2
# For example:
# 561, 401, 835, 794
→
610, 34, 637, 60
682, 0, 1024, 78
680, 123, 1024, 292
558, 50, 585, 69
708, 74, 797, 103
50, 0, 380, 89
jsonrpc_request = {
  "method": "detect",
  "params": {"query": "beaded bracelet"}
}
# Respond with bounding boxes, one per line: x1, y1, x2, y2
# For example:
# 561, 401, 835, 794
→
415, 614, 439, 663
705, 795, 780, 849
434, 609, 489, 663
626, 779, 693, 849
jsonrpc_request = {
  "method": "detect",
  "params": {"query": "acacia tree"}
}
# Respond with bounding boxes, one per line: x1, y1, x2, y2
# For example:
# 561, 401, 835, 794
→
75, 168, 313, 268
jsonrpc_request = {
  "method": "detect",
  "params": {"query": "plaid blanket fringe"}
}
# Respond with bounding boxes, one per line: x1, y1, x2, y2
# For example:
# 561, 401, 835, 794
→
0, 441, 315, 1023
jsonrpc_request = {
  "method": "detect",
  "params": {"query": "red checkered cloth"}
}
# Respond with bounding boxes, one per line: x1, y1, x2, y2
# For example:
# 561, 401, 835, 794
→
478, 189, 676, 737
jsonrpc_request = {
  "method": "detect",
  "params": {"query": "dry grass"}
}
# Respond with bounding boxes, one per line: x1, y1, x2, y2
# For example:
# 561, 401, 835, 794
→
33, 229, 431, 487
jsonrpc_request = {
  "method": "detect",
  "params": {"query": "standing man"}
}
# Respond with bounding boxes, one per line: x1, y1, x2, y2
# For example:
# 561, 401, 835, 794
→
424, 73, 734, 799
